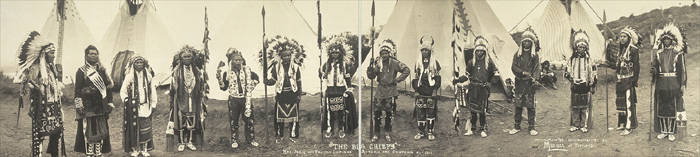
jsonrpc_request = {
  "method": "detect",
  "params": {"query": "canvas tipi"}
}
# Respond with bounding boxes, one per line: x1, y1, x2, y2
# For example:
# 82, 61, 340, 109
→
208, 1, 321, 99
531, 0, 606, 65
40, 0, 95, 83
100, 0, 177, 87
360, 0, 518, 96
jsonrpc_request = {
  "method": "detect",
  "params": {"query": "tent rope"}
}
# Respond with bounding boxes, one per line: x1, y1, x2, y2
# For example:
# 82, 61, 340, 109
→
583, 0, 615, 37
509, 0, 545, 33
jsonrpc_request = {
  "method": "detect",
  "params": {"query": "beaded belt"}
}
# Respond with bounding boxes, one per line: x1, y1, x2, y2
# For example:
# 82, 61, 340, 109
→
660, 72, 677, 77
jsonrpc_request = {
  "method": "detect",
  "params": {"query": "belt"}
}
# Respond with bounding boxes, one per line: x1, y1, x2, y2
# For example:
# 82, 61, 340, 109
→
616, 74, 633, 79
471, 82, 488, 87
660, 72, 677, 77
282, 87, 294, 92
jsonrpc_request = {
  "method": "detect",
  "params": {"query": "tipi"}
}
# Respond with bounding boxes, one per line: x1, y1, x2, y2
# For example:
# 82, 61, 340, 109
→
208, 1, 321, 99
530, 0, 606, 65
40, 0, 96, 83
100, 0, 176, 87
360, 0, 518, 96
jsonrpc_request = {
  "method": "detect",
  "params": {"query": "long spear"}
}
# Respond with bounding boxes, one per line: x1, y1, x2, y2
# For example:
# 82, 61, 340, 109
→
56, 0, 66, 81
262, 4, 270, 144
317, 0, 325, 143
369, 0, 376, 140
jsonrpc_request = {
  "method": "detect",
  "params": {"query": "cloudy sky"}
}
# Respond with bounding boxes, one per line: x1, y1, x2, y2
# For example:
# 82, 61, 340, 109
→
0, 0, 693, 71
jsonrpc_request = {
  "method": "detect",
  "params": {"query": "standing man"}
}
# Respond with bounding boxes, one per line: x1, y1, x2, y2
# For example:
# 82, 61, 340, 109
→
463, 36, 496, 138
367, 39, 410, 142
509, 28, 541, 136
217, 48, 260, 148
652, 23, 686, 142
14, 31, 67, 157
565, 30, 597, 133
262, 36, 305, 143
319, 36, 358, 139
74, 45, 114, 156
411, 35, 441, 141
120, 56, 157, 157
167, 46, 207, 152
614, 27, 640, 136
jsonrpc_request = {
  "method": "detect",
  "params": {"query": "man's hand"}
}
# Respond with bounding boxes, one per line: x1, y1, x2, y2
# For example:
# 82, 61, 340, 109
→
106, 103, 115, 114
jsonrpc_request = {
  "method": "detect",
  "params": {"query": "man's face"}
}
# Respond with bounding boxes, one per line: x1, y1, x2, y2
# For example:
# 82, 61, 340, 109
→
522, 40, 532, 50
330, 51, 340, 60
86, 49, 99, 64
576, 45, 586, 53
662, 38, 672, 48
45, 45, 56, 63
134, 59, 145, 71
475, 49, 485, 58
182, 52, 193, 65
281, 51, 292, 64
380, 50, 390, 61
232, 55, 244, 67
619, 33, 630, 45
421, 49, 431, 58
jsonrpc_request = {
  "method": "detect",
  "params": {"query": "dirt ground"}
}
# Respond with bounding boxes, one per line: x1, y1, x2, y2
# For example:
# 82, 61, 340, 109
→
1, 52, 698, 157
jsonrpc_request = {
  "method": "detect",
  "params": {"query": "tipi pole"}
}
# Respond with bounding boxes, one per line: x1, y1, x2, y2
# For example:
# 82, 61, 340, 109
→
317, 0, 325, 143
261, 4, 270, 144
369, 0, 376, 140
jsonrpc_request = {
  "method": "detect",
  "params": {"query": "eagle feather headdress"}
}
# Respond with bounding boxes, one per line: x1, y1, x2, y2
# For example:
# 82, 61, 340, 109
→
322, 33, 354, 65
258, 35, 307, 66
516, 27, 540, 56
654, 23, 685, 52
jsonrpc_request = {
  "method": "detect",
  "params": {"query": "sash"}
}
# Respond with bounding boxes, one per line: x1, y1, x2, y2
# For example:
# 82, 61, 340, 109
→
80, 65, 107, 98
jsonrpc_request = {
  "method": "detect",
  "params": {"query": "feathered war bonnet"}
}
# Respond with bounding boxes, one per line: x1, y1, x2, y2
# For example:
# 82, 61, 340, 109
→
124, 55, 154, 82
571, 29, 590, 50
654, 23, 685, 52
14, 31, 56, 84
171, 45, 205, 69
517, 27, 540, 56
258, 35, 307, 66
618, 26, 640, 47
378, 39, 397, 58
322, 33, 354, 65
472, 35, 490, 68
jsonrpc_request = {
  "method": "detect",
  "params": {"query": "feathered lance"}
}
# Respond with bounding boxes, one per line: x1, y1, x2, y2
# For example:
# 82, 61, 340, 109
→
369, 0, 376, 139
317, 0, 325, 143
451, 8, 459, 133
261, 5, 270, 144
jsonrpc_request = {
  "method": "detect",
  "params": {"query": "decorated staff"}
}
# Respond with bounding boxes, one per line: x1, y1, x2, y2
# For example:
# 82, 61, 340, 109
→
217, 48, 260, 148
369, 0, 377, 141
565, 30, 597, 134
74, 45, 114, 156
261, 35, 306, 143
411, 35, 441, 141
166, 46, 208, 152
14, 31, 67, 157
651, 23, 687, 142
119, 55, 157, 157
509, 27, 541, 136
613, 26, 640, 136
366, 39, 410, 142
463, 36, 496, 138
319, 34, 358, 140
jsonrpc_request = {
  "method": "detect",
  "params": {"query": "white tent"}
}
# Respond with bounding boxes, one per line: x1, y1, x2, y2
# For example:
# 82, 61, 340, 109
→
40, 0, 96, 83
360, 0, 518, 96
99, 0, 176, 85
208, 1, 321, 100
531, 0, 605, 65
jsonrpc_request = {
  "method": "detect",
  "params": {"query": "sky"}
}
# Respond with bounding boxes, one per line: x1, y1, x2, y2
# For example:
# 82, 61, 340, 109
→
0, 0, 694, 71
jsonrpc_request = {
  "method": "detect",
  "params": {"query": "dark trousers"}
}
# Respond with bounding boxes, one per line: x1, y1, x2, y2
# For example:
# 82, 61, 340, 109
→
31, 131, 61, 157
471, 112, 487, 132
327, 110, 346, 134
373, 97, 395, 135
514, 107, 536, 130
514, 93, 536, 130
228, 97, 255, 142
275, 122, 300, 138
